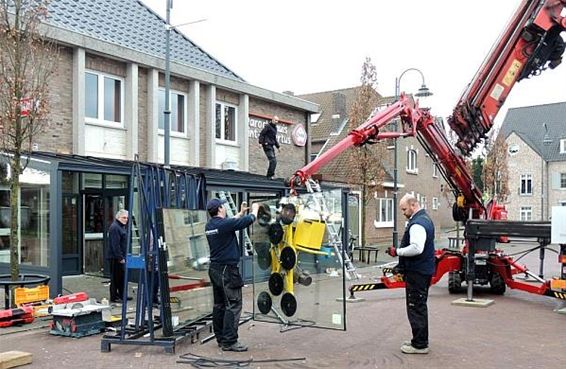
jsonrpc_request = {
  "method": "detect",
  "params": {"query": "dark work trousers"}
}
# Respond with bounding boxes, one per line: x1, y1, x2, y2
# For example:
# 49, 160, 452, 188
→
109, 258, 125, 301
208, 264, 243, 346
404, 270, 432, 349
263, 145, 277, 178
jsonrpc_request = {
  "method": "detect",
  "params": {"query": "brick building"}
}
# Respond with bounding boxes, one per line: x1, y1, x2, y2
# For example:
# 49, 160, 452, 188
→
500, 102, 566, 221
298, 88, 453, 247
0, 0, 318, 288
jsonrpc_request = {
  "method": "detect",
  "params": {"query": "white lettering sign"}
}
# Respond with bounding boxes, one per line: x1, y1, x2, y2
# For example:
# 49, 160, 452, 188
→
248, 116, 292, 145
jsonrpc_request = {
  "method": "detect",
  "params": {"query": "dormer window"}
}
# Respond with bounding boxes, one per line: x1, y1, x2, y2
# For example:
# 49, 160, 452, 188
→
560, 138, 566, 154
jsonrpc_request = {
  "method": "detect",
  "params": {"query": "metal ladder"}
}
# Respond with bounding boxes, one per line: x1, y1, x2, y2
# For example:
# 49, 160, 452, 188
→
217, 191, 253, 255
305, 180, 360, 280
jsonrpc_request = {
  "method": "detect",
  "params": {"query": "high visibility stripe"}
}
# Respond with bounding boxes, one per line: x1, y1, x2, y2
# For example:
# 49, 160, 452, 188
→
350, 284, 379, 292
554, 292, 566, 300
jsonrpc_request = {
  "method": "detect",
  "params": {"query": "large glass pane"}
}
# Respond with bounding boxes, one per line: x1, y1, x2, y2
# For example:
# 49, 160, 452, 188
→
19, 167, 50, 267
85, 72, 98, 119
251, 190, 346, 330
82, 173, 102, 189
105, 174, 128, 189
0, 187, 9, 263
104, 77, 121, 122
161, 209, 212, 324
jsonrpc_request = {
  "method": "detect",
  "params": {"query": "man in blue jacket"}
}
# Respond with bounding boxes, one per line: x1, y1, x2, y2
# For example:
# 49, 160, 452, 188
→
107, 209, 130, 303
387, 194, 435, 354
205, 198, 259, 352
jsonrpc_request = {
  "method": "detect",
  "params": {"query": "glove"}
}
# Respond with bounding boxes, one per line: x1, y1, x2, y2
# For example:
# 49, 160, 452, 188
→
385, 246, 397, 257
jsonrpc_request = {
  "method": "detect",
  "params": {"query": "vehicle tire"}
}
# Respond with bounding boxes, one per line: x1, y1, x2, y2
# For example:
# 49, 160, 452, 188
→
448, 271, 462, 293
490, 272, 506, 295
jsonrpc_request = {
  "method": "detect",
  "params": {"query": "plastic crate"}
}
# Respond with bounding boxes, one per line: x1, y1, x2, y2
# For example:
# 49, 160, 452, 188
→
14, 285, 49, 306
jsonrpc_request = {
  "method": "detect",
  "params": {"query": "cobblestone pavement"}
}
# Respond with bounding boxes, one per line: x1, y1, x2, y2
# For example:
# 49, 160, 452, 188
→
1, 240, 565, 368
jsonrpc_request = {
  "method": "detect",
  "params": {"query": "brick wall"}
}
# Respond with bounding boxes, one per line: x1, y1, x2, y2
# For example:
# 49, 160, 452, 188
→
137, 67, 148, 162
37, 46, 74, 154
248, 98, 307, 179
86, 54, 126, 77
199, 84, 207, 167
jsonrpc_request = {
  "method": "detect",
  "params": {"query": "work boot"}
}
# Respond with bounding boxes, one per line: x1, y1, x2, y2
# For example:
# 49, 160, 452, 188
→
222, 341, 248, 352
401, 345, 429, 354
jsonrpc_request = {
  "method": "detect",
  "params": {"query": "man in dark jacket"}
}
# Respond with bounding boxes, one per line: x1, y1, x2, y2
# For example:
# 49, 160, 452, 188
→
258, 116, 280, 179
205, 198, 259, 352
387, 194, 435, 354
107, 209, 130, 303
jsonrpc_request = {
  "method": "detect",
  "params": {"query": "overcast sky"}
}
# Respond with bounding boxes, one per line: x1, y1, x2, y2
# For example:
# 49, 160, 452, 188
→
141, 0, 566, 129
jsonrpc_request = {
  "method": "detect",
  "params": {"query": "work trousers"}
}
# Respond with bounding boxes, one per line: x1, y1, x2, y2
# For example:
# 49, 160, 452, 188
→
405, 270, 432, 349
263, 145, 277, 178
208, 264, 244, 346
109, 258, 125, 302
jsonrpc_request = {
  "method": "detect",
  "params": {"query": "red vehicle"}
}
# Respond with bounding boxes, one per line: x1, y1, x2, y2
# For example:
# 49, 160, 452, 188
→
289, 0, 566, 301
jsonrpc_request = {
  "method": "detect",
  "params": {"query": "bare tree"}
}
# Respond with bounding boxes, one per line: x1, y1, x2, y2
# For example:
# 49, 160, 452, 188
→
482, 130, 509, 202
0, 0, 57, 282
347, 57, 386, 246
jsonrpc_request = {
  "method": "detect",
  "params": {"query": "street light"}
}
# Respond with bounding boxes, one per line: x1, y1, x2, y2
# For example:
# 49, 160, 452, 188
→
392, 68, 433, 249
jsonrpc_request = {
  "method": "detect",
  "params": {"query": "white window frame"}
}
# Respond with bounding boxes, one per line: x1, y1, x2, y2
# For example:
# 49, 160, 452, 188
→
520, 174, 533, 195
560, 138, 566, 154
406, 148, 418, 174
84, 70, 125, 127
432, 197, 439, 210
374, 198, 393, 228
561, 173, 566, 189
421, 196, 427, 210
520, 206, 533, 221
215, 102, 238, 144
158, 88, 188, 137
432, 164, 439, 178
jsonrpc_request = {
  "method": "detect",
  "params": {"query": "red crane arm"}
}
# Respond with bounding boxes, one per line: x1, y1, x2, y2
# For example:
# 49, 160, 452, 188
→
448, 0, 566, 155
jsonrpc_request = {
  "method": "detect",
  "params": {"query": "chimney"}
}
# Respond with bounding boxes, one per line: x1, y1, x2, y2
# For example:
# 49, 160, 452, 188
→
282, 90, 295, 96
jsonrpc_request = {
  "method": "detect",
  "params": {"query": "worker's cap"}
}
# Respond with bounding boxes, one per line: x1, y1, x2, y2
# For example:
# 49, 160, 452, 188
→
206, 198, 227, 211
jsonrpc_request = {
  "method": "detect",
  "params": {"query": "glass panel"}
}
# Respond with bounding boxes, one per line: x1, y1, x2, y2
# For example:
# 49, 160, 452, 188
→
215, 103, 221, 139
104, 77, 121, 122
172, 93, 185, 133
251, 190, 346, 330
158, 89, 165, 130
0, 187, 9, 263
161, 209, 212, 324
62, 171, 80, 193
105, 174, 128, 189
85, 72, 98, 119
19, 167, 50, 267
82, 173, 102, 189
62, 196, 78, 255
224, 106, 236, 141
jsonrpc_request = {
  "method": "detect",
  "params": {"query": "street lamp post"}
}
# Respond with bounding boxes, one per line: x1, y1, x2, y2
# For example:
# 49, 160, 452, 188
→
164, 0, 172, 166
392, 68, 433, 249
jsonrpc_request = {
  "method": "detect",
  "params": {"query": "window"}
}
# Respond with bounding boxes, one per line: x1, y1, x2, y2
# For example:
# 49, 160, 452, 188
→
85, 71, 123, 125
432, 197, 439, 210
432, 164, 438, 178
421, 196, 427, 210
375, 198, 393, 227
560, 139, 566, 154
520, 174, 532, 195
158, 89, 187, 135
215, 103, 237, 142
520, 206, 532, 221
406, 149, 418, 173
561, 173, 566, 189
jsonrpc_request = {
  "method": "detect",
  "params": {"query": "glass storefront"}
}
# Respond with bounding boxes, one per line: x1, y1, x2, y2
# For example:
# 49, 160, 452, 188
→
0, 164, 50, 266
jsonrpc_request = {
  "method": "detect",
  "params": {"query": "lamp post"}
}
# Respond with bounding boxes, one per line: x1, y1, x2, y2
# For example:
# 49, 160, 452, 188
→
163, 0, 206, 166
392, 68, 433, 249
164, 0, 172, 166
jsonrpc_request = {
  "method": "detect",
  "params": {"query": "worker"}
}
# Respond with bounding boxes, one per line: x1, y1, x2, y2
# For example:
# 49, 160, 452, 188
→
107, 209, 132, 303
205, 198, 259, 352
258, 115, 280, 179
386, 193, 435, 354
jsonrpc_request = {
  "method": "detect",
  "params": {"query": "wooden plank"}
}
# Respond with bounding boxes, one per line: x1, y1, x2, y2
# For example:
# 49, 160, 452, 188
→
0, 351, 33, 369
